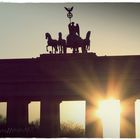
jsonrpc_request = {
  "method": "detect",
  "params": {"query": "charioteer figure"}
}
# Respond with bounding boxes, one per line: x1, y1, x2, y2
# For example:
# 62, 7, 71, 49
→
65, 7, 90, 53
67, 22, 82, 53
68, 22, 80, 36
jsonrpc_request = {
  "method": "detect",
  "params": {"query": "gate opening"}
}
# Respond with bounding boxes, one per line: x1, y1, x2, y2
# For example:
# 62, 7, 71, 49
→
0, 102, 7, 125
28, 101, 40, 126
135, 99, 140, 138
97, 100, 120, 138
60, 101, 85, 137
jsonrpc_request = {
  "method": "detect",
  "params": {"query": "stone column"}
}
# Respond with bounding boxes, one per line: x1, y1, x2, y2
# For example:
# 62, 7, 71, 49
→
7, 98, 29, 128
85, 101, 103, 138
40, 98, 61, 137
120, 101, 135, 138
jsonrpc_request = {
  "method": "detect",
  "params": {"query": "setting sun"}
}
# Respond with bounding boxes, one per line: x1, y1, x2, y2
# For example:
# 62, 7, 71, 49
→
96, 99, 121, 138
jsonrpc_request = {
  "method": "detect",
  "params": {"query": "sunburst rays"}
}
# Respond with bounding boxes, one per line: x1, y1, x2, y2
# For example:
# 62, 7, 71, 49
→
57, 56, 137, 137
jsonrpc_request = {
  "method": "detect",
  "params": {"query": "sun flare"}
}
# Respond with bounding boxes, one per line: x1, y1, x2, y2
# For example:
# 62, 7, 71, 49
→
96, 99, 121, 138
96, 99, 121, 118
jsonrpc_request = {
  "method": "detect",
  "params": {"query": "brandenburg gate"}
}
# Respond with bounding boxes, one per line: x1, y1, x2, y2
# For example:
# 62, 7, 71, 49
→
0, 6, 139, 138
0, 53, 139, 138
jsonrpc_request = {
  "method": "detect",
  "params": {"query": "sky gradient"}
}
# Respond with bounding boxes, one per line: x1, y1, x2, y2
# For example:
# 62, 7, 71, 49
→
0, 3, 140, 137
0, 3, 140, 58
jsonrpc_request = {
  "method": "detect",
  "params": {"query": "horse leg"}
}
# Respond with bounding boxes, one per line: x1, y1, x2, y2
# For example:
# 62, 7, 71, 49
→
56, 46, 58, 54
82, 46, 85, 53
55, 46, 58, 54
85, 47, 87, 53
73, 48, 76, 54
54, 47, 56, 54
59, 45, 61, 53
88, 45, 90, 51
63, 45, 66, 54
52, 46, 53, 54
75, 47, 77, 53
61, 46, 63, 53
58, 45, 60, 53
77, 47, 79, 53
60, 46, 62, 53
59, 45, 62, 53
75, 47, 78, 53
46, 45, 48, 52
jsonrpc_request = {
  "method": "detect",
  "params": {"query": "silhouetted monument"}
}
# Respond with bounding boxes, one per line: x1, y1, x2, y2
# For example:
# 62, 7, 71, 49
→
0, 7, 138, 138
0, 54, 139, 138
45, 6, 91, 54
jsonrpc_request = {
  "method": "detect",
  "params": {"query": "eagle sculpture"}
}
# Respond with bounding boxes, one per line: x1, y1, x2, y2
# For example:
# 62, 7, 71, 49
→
64, 7, 74, 13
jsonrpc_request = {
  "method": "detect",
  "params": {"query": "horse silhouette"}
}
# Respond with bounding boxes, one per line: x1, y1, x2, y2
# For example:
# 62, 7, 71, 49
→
45, 31, 91, 54
66, 31, 91, 53
84, 31, 91, 52
45, 33, 58, 54
57, 32, 66, 54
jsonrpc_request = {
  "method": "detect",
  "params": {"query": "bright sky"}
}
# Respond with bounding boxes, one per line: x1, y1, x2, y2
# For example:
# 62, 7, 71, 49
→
0, 3, 139, 58
60, 101, 85, 128
0, 2, 140, 138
